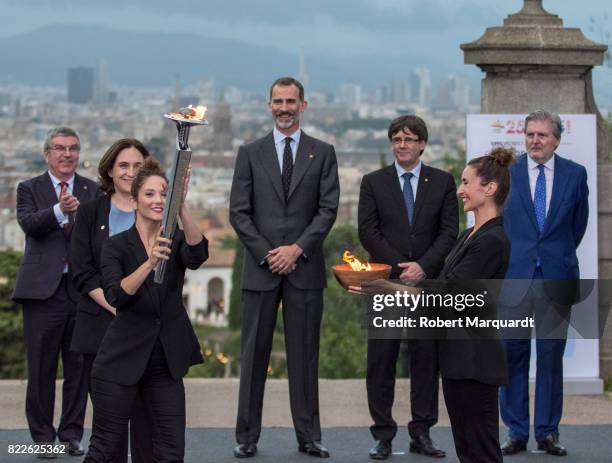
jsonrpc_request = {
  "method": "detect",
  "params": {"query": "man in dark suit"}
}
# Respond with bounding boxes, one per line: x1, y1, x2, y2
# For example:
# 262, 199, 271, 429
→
358, 115, 458, 460
499, 110, 589, 457
229, 77, 339, 459
13, 126, 100, 458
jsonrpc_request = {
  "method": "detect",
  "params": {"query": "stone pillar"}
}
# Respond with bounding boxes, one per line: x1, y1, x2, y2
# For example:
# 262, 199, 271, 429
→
461, 0, 612, 381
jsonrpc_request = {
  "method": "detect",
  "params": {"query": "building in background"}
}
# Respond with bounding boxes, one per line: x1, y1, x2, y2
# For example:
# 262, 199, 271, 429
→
410, 67, 431, 107
93, 58, 109, 106
67, 66, 94, 104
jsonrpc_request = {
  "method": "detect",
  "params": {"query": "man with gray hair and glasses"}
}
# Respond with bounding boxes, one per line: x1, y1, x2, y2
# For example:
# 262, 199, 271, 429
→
499, 110, 589, 457
13, 127, 100, 458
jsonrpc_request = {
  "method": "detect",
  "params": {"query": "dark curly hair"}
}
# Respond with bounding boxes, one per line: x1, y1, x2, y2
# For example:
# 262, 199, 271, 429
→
130, 157, 168, 199
467, 147, 515, 208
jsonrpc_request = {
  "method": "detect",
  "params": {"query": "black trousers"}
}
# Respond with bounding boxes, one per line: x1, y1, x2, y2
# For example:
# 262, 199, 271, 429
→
22, 275, 88, 443
84, 341, 185, 463
236, 279, 323, 445
367, 338, 439, 441
82, 354, 153, 463
442, 378, 502, 463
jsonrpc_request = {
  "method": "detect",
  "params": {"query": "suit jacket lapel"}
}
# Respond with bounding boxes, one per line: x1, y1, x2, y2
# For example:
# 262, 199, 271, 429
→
98, 195, 112, 230
73, 174, 92, 202
288, 131, 316, 200
40, 173, 59, 208
443, 217, 503, 276
443, 230, 470, 274
385, 165, 412, 229
543, 154, 568, 235
256, 132, 286, 204
412, 164, 431, 226
514, 155, 540, 232
127, 226, 161, 313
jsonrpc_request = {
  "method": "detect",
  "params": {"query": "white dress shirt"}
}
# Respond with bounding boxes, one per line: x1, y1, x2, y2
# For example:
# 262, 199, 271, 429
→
395, 160, 422, 200
48, 171, 75, 226
273, 127, 301, 173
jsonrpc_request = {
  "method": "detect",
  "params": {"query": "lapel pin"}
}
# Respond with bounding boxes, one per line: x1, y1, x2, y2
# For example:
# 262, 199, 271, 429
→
101, 225, 106, 230
309, 154, 314, 159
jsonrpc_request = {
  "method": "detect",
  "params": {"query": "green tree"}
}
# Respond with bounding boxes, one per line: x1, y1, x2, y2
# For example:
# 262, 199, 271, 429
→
379, 145, 388, 169
319, 224, 369, 378
222, 235, 244, 330
442, 148, 467, 232
0, 250, 26, 378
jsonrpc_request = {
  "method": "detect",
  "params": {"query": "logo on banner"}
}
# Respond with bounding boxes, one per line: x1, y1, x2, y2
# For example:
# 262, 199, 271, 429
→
491, 120, 504, 133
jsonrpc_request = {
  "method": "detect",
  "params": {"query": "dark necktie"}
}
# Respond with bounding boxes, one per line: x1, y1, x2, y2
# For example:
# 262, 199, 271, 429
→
402, 172, 415, 224
282, 137, 293, 201
59, 181, 72, 231
534, 164, 546, 232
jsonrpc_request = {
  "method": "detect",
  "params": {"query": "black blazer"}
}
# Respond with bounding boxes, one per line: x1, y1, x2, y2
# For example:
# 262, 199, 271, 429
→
70, 194, 115, 354
229, 130, 340, 291
437, 216, 510, 386
92, 225, 208, 386
13, 172, 100, 303
358, 163, 458, 279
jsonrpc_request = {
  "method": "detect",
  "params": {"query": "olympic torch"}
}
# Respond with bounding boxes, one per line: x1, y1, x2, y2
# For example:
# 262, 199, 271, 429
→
154, 105, 208, 284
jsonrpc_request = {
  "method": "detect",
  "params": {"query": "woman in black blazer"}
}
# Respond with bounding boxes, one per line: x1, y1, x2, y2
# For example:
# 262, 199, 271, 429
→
351, 147, 514, 462
71, 138, 153, 462
82, 158, 207, 462
435, 147, 514, 462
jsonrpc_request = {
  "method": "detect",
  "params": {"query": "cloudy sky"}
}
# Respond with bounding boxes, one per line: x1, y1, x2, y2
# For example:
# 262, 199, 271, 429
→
3, 0, 610, 60
2, 0, 612, 98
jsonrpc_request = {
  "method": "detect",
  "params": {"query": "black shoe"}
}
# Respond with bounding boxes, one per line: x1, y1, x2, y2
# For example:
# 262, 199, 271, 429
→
62, 439, 84, 456
35, 449, 57, 459
234, 443, 258, 458
369, 440, 392, 460
537, 435, 567, 456
501, 437, 527, 455
409, 435, 446, 458
299, 441, 330, 458
34, 442, 57, 459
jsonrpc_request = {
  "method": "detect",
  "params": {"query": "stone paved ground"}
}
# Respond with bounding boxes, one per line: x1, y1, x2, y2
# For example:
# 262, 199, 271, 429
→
1, 426, 611, 462
1, 379, 611, 461
2, 379, 611, 429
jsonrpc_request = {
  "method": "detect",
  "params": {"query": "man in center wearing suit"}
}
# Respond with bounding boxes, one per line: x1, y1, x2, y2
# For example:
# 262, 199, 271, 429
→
358, 115, 458, 460
12, 126, 100, 458
229, 77, 340, 459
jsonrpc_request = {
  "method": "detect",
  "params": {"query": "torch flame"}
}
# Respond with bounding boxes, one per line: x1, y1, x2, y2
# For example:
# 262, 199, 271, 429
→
167, 104, 208, 121
342, 250, 372, 271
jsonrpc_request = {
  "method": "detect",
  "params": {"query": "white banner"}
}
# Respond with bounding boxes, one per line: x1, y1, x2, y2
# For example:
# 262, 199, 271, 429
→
466, 114, 599, 386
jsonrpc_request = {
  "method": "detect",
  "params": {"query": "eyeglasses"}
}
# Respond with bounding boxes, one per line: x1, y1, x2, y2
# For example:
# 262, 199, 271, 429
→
391, 137, 420, 146
50, 145, 80, 154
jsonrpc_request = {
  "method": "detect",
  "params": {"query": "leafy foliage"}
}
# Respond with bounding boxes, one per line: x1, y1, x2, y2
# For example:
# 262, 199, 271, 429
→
221, 235, 244, 331
442, 149, 467, 232
319, 224, 369, 378
0, 250, 26, 378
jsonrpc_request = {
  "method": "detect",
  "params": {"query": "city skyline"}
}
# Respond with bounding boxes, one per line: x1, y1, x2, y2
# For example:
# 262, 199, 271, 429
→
1, 1, 611, 104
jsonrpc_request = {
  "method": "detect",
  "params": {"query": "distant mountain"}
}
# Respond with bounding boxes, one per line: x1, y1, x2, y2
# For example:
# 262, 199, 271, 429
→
0, 25, 464, 91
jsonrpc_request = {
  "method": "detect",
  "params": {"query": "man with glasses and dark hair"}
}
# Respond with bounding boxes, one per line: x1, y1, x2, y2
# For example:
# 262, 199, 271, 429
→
13, 126, 100, 458
358, 115, 458, 460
